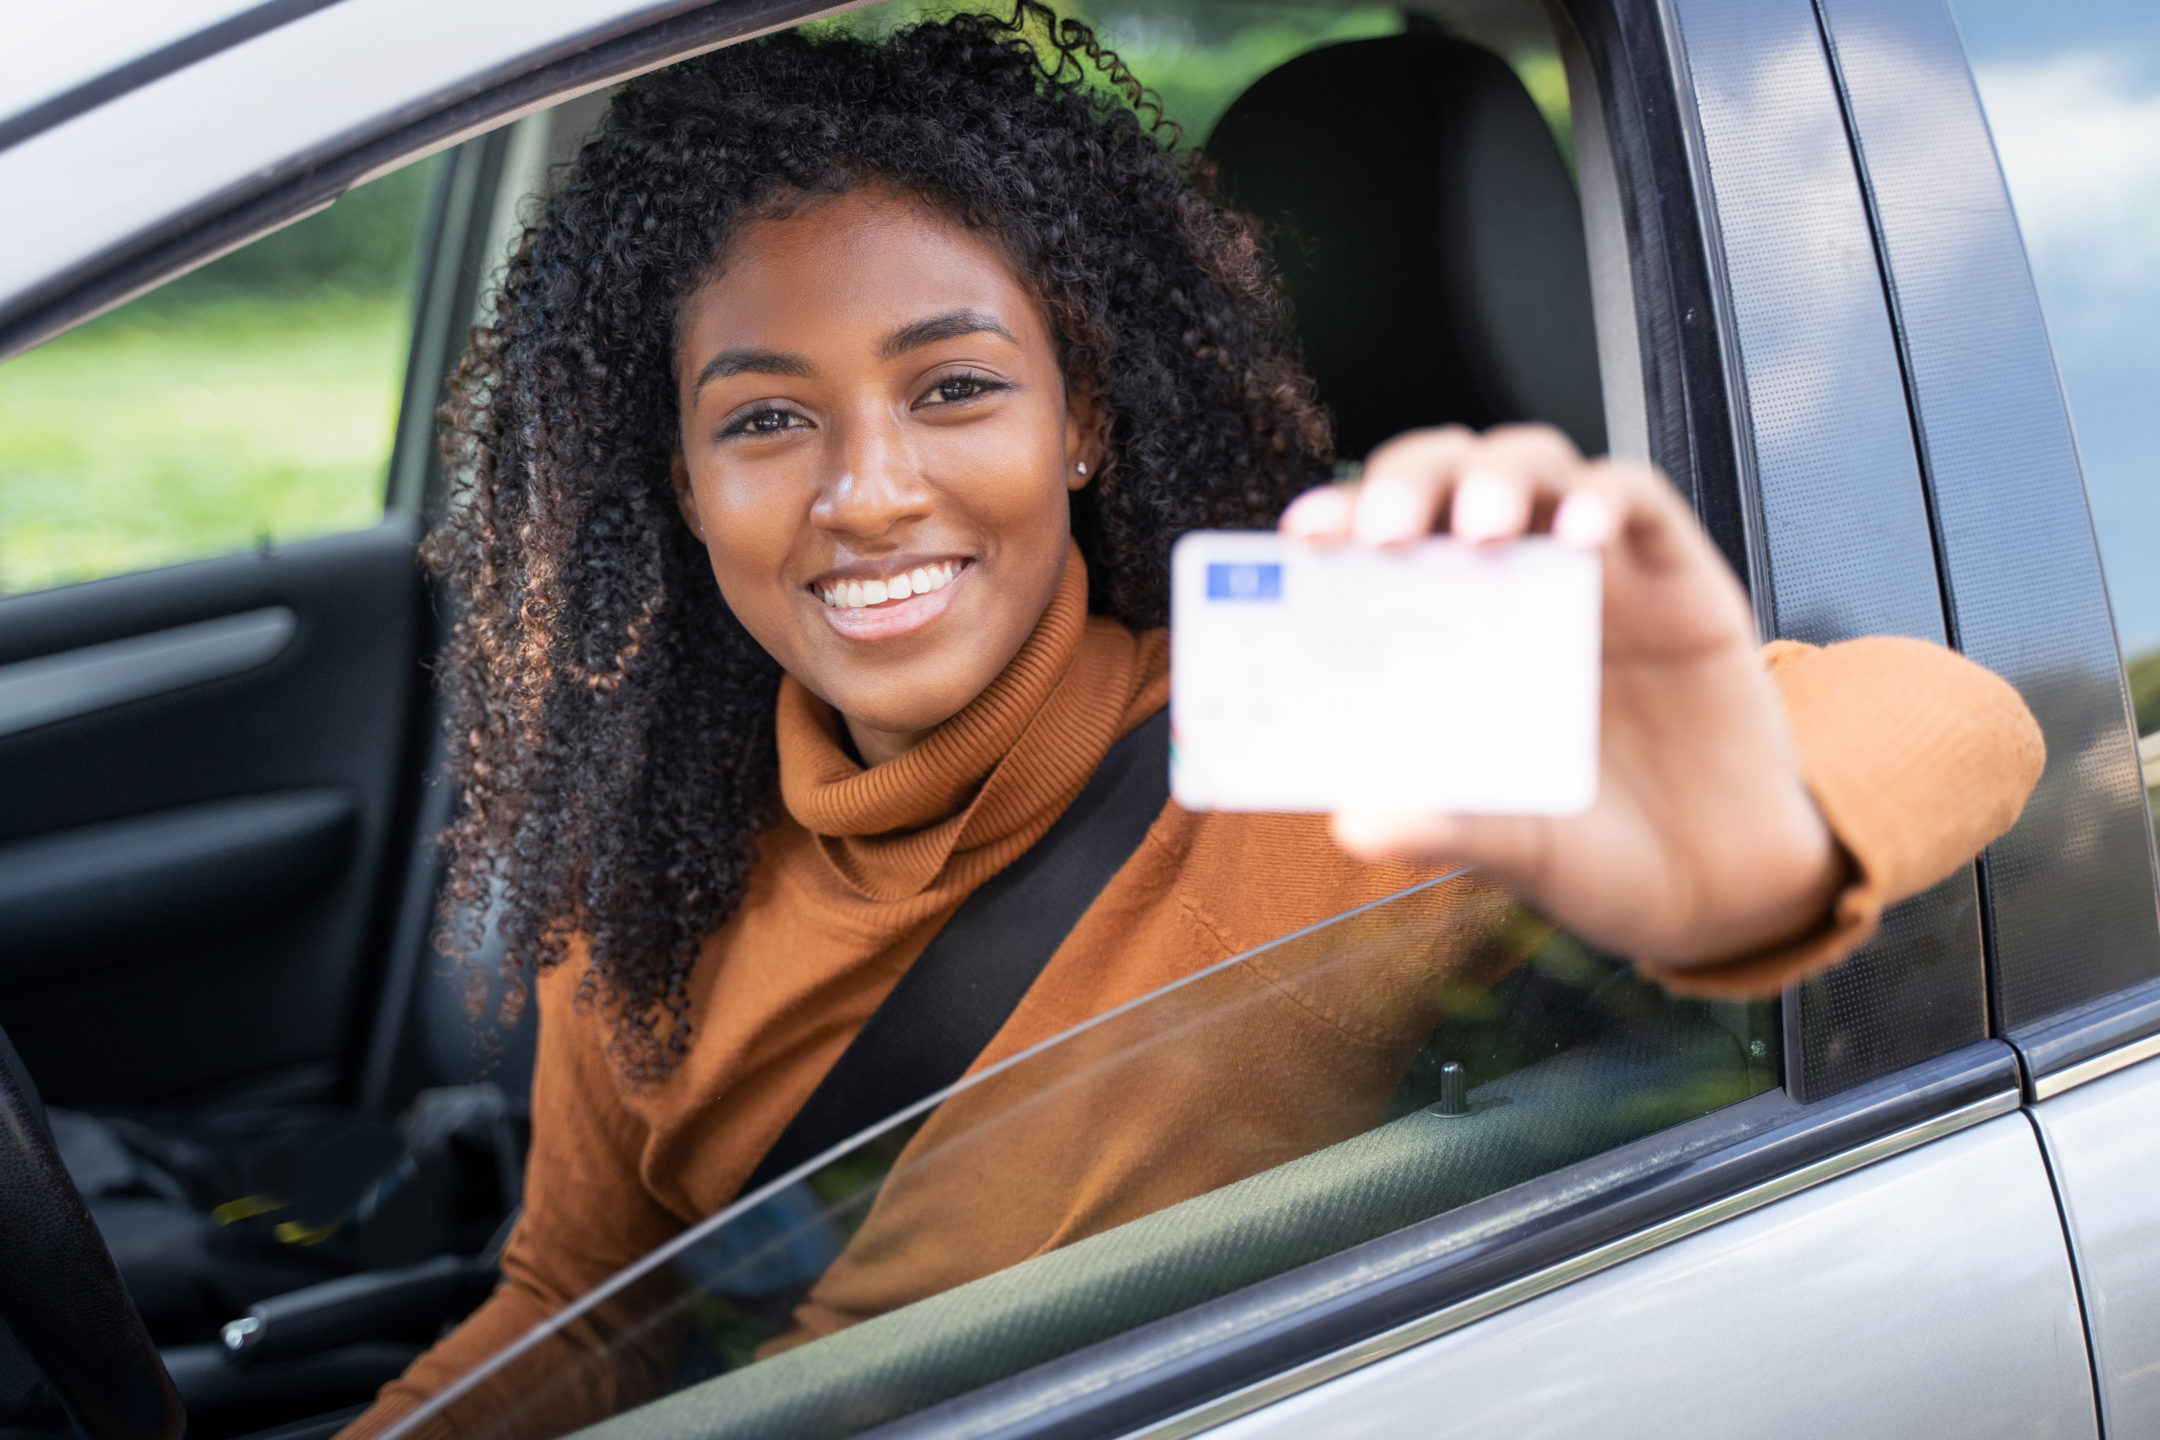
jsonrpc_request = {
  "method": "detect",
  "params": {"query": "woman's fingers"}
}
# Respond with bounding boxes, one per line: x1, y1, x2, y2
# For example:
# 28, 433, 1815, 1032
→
1440, 425, 1584, 537
1448, 470, 1533, 544
1279, 423, 1599, 548
1351, 427, 1477, 545
1332, 806, 1551, 878
1280, 483, 1356, 541
1553, 487, 1618, 550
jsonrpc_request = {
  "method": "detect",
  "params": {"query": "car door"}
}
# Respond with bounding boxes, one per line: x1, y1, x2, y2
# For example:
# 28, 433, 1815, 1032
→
0, 0, 2121, 1435
1944, 0, 2160, 1431
1104, 0, 2133, 1430
0, 2, 744, 1118
0, 138, 446, 1110
266, 1, 2098, 1437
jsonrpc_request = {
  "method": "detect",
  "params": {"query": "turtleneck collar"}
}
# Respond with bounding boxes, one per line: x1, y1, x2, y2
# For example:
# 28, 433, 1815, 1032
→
775, 542, 1167, 903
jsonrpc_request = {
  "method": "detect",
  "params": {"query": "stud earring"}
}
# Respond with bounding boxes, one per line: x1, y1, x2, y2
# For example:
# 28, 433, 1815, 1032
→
1075, 462, 1089, 476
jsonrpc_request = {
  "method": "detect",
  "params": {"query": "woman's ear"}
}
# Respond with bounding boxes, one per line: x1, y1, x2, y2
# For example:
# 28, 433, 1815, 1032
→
670, 450, 707, 542
1064, 389, 1107, 494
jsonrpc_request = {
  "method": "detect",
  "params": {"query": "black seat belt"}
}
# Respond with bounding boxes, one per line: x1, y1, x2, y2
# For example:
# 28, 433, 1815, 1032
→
738, 706, 1170, 1198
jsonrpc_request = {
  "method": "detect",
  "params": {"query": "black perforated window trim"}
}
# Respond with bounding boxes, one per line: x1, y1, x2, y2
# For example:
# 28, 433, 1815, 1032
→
1810, 0, 2160, 1036
1658, 0, 1989, 1101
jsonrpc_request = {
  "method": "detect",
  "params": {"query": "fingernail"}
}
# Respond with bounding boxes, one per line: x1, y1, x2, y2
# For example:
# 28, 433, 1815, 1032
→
1451, 471, 1523, 544
1352, 482, 1429, 546
1282, 485, 1353, 541
1555, 491, 1616, 549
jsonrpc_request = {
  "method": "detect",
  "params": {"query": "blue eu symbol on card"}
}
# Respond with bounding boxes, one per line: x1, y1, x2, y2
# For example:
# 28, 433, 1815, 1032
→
1206, 562, 1282, 601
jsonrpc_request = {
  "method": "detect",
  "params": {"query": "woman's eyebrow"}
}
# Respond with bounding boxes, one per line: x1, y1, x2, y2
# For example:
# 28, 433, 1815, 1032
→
695, 347, 816, 392
881, 308, 1016, 358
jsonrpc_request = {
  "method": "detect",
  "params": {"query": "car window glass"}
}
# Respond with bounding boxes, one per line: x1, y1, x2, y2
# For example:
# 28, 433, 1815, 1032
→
1949, 0, 2160, 832
383, 6, 1769, 1435
0, 156, 440, 595
399, 874, 1775, 1440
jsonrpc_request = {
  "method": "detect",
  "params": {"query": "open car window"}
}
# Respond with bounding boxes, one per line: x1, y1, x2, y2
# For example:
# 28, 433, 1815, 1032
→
396, 871, 1775, 1440
0, 157, 438, 594
354, 2, 1773, 1435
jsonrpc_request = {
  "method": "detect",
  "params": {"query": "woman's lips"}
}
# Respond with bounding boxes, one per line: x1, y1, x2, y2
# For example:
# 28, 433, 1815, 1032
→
810, 559, 973, 641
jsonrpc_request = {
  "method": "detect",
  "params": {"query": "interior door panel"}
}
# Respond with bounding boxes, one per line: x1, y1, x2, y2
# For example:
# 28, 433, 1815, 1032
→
0, 519, 426, 1107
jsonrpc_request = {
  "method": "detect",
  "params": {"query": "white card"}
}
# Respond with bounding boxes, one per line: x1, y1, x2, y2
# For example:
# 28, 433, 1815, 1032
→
1170, 531, 1601, 814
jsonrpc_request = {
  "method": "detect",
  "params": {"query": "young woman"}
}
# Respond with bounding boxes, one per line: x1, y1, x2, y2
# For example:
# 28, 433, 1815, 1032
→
351, 6, 2042, 1434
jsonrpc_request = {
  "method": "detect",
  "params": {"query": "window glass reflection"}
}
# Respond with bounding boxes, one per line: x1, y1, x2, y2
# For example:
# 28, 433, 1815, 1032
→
1952, 0, 2160, 825
399, 877, 1773, 1440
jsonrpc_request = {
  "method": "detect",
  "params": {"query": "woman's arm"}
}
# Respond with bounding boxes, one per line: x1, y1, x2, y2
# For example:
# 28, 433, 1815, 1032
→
1283, 424, 2043, 991
1632, 634, 2041, 992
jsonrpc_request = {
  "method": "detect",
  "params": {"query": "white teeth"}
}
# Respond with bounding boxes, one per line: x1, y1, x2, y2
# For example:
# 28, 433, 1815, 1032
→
818, 561, 964, 610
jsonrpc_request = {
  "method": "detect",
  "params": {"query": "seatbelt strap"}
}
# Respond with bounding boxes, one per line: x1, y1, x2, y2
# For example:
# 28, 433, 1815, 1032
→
738, 707, 1170, 1198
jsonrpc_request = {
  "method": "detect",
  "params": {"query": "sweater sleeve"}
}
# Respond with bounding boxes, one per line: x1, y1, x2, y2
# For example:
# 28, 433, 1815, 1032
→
339, 960, 687, 1440
1634, 635, 2044, 998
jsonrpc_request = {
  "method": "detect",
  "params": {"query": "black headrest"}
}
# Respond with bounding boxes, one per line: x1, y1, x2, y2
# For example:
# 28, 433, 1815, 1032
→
1207, 34, 1606, 461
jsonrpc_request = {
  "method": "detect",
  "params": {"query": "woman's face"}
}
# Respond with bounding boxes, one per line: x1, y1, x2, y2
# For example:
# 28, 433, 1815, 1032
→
673, 186, 1099, 765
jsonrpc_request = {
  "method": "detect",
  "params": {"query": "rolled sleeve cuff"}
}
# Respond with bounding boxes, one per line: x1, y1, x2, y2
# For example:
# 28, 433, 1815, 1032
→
1636, 636, 2043, 999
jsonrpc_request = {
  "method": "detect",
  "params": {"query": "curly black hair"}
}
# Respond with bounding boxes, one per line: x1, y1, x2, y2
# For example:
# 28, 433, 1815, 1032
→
428, 1, 1333, 1079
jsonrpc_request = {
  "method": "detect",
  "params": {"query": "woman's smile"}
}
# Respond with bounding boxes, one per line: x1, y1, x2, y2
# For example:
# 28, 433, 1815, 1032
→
809, 556, 973, 641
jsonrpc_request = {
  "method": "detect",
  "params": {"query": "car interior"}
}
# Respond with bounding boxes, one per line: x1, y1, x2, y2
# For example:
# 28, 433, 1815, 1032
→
0, 2, 1776, 1437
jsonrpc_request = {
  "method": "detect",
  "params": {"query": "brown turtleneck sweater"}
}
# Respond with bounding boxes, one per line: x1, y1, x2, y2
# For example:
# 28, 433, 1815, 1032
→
349, 549, 2043, 1439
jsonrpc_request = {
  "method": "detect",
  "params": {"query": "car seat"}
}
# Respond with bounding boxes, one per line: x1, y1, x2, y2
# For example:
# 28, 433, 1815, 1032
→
1205, 29, 1606, 459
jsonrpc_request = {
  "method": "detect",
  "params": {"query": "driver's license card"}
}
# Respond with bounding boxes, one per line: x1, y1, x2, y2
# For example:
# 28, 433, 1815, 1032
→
1170, 531, 1601, 814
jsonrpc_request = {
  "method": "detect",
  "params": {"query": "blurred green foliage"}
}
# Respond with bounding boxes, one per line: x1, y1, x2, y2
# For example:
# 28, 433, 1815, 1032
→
0, 158, 439, 593
143, 158, 440, 310
0, 297, 410, 591
2125, 647, 2160, 736
2, 3, 1578, 596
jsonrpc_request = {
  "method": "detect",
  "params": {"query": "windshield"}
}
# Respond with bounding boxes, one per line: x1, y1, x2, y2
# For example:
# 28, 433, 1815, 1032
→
388, 872, 1772, 1440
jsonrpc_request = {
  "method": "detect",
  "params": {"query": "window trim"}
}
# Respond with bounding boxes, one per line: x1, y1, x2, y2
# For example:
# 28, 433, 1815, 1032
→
0, 0, 347, 155
1810, 0, 2160, 1056
2019, 977, 2160, 1102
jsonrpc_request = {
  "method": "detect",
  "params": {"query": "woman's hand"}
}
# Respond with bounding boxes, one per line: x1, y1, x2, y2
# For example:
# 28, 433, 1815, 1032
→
1281, 423, 1845, 968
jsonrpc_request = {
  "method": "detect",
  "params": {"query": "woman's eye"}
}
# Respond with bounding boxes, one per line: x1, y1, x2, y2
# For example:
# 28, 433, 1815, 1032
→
722, 407, 807, 438
917, 374, 1006, 408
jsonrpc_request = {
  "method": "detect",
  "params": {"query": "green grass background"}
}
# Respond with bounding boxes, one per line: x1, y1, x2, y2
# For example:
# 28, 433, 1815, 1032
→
0, 298, 409, 592
0, 158, 436, 595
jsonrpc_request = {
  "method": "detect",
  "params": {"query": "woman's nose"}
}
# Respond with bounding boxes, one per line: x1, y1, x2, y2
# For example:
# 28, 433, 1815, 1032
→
810, 421, 932, 538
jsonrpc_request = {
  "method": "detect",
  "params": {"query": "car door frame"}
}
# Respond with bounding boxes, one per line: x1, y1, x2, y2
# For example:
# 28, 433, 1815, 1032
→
3, 0, 2135, 1428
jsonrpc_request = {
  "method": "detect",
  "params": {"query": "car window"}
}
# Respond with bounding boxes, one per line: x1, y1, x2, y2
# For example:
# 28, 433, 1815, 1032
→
1949, 0, 2160, 836
0, 156, 439, 594
376, 5, 1767, 1435
396, 874, 1774, 1440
